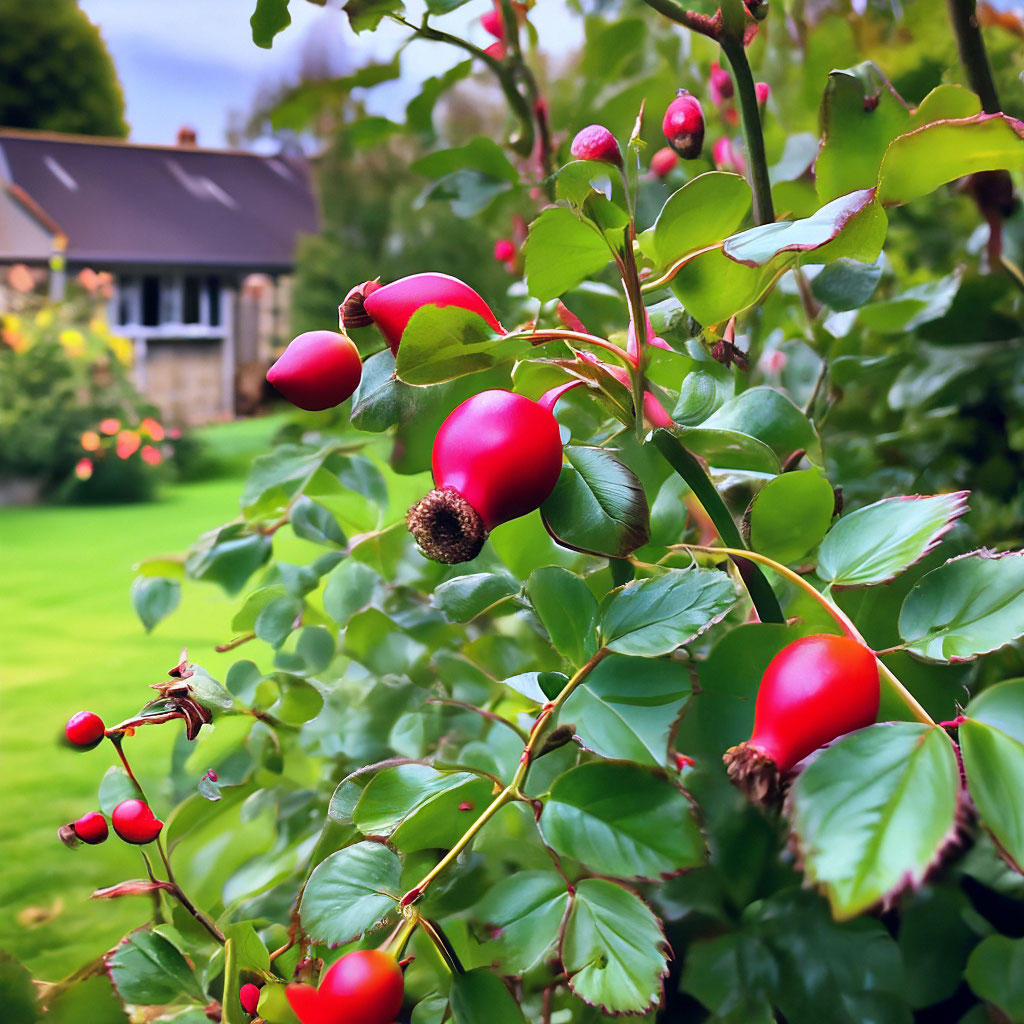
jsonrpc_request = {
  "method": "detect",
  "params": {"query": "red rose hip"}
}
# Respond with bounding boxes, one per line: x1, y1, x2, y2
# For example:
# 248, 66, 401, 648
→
73, 811, 108, 845
724, 634, 880, 804
266, 330, 362, 411
111, 799, 164, 845
406, 389, 565, 564
286, 949, 404, 1024
65, 711, 105, 750
662, 90, 705, 159
570, 124, 622, 166
358, 273, 504, 355
649, 146, 679, 178
240, 983, 261, 1016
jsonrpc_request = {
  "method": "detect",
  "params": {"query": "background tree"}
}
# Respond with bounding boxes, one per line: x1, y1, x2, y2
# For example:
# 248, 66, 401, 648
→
0, 0, 127, 137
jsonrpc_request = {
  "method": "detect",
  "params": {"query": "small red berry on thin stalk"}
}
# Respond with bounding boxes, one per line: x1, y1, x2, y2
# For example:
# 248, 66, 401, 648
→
494, 238, 516, 263
73, 811, 109, 845
111, 798, 164, 845
649, 146, 679, 178
65, 711, 105, 750
240, 983, 261, 1016
724, 634, 880, 805
570, 124, 622, 166
662, 90, 705, 160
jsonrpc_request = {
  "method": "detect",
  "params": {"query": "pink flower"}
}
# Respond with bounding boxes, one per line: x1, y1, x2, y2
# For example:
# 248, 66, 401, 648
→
99, 418, 121, 435
755, 82, 771, 105
80, 430, 101, 451
139, 417, 165, 441
140, 445, 162, 466
116, 430, 141, 459
494, 239, 516, 263
713, 137, 746, 175
74, 457, 93, 480
709, 62, 734, 106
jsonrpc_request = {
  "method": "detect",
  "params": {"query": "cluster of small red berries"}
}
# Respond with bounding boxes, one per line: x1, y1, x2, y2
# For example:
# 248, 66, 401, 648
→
60, 711, 164, 846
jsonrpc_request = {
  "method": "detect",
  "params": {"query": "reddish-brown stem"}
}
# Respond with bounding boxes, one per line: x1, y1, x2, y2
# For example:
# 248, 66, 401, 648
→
216, 631, 256, 653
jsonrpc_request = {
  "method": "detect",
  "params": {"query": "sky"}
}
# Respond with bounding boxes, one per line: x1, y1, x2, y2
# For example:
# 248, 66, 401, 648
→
76, 0, 579, 150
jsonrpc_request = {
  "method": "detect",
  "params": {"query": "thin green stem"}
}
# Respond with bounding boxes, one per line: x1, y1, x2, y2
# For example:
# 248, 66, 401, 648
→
401, 649, 611, 905
946, 0, 1001, 113
719, 32, 774, 225
677, 543, 936, 725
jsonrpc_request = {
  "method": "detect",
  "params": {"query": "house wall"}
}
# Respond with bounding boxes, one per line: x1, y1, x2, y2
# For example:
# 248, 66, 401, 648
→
0, 190, 52, 263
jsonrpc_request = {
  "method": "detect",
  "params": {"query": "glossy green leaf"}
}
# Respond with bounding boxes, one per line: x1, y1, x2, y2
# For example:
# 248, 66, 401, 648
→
131, 575, 179, 633
811, 258, 883, 311
0, 951, 39, 1024
395, 305, 523, 385
250, 0, 291, 48
563, 653, 691, 765
965, 935, 1024, 1021
561, 878, 669, 1015
899, 551, 1024, 662
817, 491, 969, 587
43, 975, 127, 1024
502, 670, 566, 704
343, 0, 404, 32
323, 559, 384, 626
433, 572, 519, 623
673, 426, 779, 473
269, 674, 323, 724
412, 136, 519, 183
299, 842, 401, 946
878, 114, 1024, 206
749, 471, 836, 564
681, 933, 777, 1023
789, 723, 962, 919
642, 171, 752, 269
670, 248, 776, 328
476, 872, 570, 973
599, 567, 736, 657
275, 624, 336, 676
107, 929, 205, 1004
701, 387, 823, 465
541, 446, 650, 557
525, 566, 599, 668
390, 776, 493, 852
254, 593, 302, 647
961, 679, 1024, 871
185, 524, 272, 596
906, 84, 981, 130
525, 208, 614, 301
815, 65, 910, 202
724, 189, 880, 266
450, 968, 528, 1024
98, 766, 138, 816
540, 762, 705, 879
290, 495, 346, 546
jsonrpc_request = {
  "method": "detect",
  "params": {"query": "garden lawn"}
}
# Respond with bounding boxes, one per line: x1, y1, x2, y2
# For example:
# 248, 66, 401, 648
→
0, 416, 283, 981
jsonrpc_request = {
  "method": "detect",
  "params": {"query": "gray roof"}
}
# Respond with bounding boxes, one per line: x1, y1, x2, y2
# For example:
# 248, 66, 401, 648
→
0, 129, 320, 272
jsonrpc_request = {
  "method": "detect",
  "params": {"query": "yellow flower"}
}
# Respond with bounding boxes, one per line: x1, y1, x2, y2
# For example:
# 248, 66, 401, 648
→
58, 329, 86, 356
109, 334, 134, 366
35, 309, 54, 328
1, 314, 20, 333
89, 316, 109, 335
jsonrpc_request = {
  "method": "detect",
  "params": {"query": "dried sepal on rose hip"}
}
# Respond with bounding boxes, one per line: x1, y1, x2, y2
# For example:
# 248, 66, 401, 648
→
406, 389, 565, 564
570, 124, 622, 166
341, 273, 504, 355
111, 798, 164, 845
662, 89, 705, 160
286, 948, 404, 1024
266, 329, 363, 411
58, 810, 109, 847
724, 633, 880, 806
64, 710, 105, 750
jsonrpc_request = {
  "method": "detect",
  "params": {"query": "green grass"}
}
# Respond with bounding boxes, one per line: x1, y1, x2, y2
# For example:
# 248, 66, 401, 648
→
0, 416, 284, 980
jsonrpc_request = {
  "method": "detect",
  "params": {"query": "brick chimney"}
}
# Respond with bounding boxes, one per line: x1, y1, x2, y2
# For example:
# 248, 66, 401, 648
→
176, 126, 197, 147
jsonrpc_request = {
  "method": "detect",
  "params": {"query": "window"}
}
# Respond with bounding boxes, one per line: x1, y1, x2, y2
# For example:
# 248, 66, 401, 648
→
183, 276, 201, 324
142, 276, 160, 327
206, 277, 221, 327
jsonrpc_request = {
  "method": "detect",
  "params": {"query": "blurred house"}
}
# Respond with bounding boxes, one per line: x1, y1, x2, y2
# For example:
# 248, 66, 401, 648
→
0, 126, 319, 423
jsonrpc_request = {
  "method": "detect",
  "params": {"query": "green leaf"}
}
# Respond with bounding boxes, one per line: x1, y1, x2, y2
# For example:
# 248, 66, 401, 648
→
503, 670, 566, 704
254, 593, 303, 647
525, 566, 599, 668
476, 872, 570, 973
749, 471, 836, 564
131, 576, 179, 633
674, 426, 779, 473
899, 551, 1024, 662
354, 763, 481, 835
299, 842, 401, 945
563, 653, 692, 765
724, 189, 882, 266
965, 935, 1024, 1021
701, 387, 823, 465
290, 495, 346, 546
907, 84, 982, 130
878, 114, 1024, 206
276, 625, 336, 676
98, 766, 138, 816
789, 723, 962, 919
815, 65, 910, 202
641, 171, 752, 269
390, 776, 492, 852
599, 567, 736, 657
0, 951, 39, 1024
343, 0, 404, 32
525, 208, 614, 301
43, 975, 127, 1024
185, 524, 272, 596
407, 61, 473, 137
250, 0, 290, 48
323, 559, 384, 627
412, 137, 519, 183
541, 446, 650, 558
561, 878, 669, 1015
108, 929, 205, 1004
269, 675, 323, 724
961, 679, 1024, 871
433, 572, 519, 623
811, 258, 883, 311
817, 491, 969, 587
681, 933, 777, 1023
450, 969, 528, 1024
394, 305, 522, 385
540, 762, 705, 880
